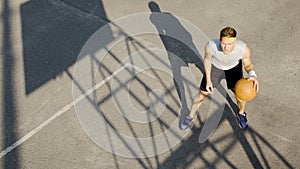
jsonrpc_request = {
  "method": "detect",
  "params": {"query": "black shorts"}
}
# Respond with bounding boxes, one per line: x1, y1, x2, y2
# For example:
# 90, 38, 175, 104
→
200, 60, 243, 92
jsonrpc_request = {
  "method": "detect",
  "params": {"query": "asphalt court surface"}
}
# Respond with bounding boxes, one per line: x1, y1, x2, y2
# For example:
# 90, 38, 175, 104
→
0, 0, 299, 168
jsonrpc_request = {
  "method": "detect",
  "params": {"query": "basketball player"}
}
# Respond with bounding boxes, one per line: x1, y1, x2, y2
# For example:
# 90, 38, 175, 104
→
180, 27, 259, 130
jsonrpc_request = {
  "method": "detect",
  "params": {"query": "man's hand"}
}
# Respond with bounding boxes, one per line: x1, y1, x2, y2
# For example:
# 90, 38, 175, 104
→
248, 76, 259, 92
206, 81, 214, 93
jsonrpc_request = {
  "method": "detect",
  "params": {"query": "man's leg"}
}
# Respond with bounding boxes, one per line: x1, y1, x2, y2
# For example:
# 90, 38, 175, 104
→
179, 64, 223, 130
188, 90, 209, 118
235, 96, 248, 129
236, 97, 246, 114
225, 61, 248, 129
179, 90, 209, 130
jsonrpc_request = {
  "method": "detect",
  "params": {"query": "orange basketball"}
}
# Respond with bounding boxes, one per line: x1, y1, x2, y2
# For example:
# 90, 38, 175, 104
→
234, 78, 257, 101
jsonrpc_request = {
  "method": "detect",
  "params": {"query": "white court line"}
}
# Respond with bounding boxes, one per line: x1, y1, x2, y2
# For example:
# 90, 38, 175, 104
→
0, 63, 146, 158
271, 134, 292, 143
265, 132, 293, 143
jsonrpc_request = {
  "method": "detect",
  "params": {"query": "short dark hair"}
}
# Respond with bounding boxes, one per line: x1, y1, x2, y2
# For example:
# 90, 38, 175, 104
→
220, 27, 237, 38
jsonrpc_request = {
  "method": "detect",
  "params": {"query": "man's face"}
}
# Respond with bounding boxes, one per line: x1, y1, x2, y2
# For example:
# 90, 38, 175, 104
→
220, 38, 236, 54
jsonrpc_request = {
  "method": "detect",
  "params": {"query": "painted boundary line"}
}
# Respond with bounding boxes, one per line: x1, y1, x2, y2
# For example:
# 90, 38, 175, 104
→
0, 63, 142, 158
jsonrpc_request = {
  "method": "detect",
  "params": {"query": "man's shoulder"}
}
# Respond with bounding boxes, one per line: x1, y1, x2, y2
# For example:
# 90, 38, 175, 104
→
236, 39, 246, 45
235, 40, 247, 51
208, 38, 220, 47
211, 38, 220, 43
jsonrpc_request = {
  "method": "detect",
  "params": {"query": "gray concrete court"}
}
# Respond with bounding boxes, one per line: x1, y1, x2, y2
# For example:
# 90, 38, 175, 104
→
0, 0, 299, 168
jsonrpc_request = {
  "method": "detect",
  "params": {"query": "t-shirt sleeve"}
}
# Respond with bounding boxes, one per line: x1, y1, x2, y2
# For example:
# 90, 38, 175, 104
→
208, 40, 217, 55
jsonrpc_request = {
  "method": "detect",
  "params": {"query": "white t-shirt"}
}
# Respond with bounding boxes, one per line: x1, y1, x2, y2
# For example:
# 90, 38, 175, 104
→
209, 38, 246, 70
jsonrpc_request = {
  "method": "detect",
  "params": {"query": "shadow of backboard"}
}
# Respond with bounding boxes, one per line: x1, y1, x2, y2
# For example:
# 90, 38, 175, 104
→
21, 0, 111, 94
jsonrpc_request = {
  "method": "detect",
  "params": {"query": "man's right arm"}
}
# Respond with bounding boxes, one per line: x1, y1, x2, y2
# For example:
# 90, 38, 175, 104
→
203, 43, 213, 93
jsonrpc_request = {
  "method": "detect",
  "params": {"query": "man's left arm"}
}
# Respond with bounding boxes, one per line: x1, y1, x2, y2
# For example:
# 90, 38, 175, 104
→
242, 46, 259, 91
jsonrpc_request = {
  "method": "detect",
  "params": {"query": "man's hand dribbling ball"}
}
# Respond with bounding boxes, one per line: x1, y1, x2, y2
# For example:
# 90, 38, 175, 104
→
248, 76, 259, 92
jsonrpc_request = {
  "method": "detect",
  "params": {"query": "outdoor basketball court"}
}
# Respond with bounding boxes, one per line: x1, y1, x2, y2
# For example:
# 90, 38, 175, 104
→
0, 0, 299, 168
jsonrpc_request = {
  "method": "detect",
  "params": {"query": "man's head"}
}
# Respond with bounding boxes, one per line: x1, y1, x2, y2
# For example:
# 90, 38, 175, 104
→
220, 27, 237, 54
148, 1, 161, 12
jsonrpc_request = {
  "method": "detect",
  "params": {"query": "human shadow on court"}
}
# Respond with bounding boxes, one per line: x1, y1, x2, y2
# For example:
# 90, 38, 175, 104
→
148, 2, 294, 169
149, 1, 204, 126
21, 0, 111, 95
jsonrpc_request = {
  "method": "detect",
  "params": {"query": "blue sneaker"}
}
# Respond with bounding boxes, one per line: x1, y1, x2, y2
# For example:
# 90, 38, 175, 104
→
236, 112, 248, 129
180, 116, 193, 131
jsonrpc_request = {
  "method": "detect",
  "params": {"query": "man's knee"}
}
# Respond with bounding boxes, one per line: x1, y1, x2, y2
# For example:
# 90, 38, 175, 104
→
193, 90, 209, 103
200, 90, 209, 97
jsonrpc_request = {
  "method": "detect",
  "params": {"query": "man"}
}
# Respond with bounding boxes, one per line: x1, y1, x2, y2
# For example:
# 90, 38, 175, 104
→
180, 27, 259, 130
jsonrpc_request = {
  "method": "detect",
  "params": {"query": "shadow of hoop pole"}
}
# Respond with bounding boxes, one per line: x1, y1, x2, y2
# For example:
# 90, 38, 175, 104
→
1, 0, 20, 168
